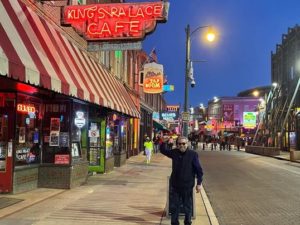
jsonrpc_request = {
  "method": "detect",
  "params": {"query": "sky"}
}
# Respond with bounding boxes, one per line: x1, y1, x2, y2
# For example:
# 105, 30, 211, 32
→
141, 0, 300, 108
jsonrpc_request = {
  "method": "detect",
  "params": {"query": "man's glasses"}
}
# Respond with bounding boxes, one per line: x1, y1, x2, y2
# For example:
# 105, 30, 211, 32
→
178, 143, 186, 146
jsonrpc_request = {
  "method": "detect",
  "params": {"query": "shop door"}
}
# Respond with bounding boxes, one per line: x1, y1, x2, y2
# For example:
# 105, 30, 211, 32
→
88, 121, 103, 172
0, 108, 14, 193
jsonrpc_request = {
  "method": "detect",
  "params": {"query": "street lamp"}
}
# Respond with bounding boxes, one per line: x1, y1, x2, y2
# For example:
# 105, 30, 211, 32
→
182, 24, 216, 137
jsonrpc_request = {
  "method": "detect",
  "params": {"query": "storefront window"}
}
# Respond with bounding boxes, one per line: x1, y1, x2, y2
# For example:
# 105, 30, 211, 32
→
15, 95, 42, 166
42, 101, 70, 164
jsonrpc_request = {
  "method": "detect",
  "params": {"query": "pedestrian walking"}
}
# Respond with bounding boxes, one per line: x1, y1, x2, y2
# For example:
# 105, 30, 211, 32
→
144, 137, 154, 164
153, 134, 162, 154
235, 136, 241, 151
160, 136, 203, 225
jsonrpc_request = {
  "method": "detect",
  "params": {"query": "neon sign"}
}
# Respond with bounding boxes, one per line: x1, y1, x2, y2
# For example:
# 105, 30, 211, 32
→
61, 2, 169, 41
17, 104, 36, 114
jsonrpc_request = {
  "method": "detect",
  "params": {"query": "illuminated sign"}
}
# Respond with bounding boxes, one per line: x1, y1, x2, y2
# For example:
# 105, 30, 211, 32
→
62, 2, 169, 41
74, 111, 86, 128
243, 112, 257, 129
143, 62, 164, 94
163, 85, 174, 92
17, 104, 36, 114
162, 111, 179, 122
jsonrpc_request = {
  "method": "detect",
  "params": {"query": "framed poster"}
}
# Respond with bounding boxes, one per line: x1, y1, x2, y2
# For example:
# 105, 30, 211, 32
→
50, 118, 60, 132
59, 132, 69, 147
71, 142, 80, 157
49, 131, 59, 146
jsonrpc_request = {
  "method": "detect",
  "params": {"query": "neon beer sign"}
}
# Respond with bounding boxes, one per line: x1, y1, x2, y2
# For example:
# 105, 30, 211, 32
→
61, 2, 169, 41
17, 104, 36, 114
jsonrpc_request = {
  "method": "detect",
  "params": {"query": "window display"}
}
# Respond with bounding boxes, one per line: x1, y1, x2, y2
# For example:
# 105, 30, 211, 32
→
42, 101, 71, 164
15, 95, 41, 166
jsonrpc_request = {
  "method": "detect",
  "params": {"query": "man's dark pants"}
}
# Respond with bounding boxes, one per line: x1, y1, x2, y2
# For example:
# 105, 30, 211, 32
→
170, 187, 193, 225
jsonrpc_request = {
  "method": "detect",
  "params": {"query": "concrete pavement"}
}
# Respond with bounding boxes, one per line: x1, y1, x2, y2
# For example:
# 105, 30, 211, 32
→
0, 152, 219, 225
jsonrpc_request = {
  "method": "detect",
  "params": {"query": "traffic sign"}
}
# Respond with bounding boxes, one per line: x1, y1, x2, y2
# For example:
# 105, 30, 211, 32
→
182, 112, 190, 121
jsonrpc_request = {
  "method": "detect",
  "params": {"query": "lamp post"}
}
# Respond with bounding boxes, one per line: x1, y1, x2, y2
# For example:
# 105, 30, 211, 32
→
182, 24, 215, 137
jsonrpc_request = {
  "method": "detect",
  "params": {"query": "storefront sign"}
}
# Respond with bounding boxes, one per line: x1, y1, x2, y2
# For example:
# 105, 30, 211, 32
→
17, 104, 36, 114
62, 2, 169, 41
143, 62, 164, 94
161, 111, 178, 122
54, 154, 70, 164
88, 41, 142, 51
243, 112, 257, 129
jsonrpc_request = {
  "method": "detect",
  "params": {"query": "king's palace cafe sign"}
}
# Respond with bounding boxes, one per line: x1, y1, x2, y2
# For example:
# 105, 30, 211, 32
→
61, 2, 169, 41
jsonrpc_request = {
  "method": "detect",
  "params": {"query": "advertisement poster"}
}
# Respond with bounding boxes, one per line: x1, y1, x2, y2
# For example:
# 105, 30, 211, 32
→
50, 118, 60, 132
143, 62, 164, 94
243, 112, 257, 129
59, 132, 69, 147
49, 131, 59, 146
19, 127, 26, 143
223, 104, 234, 122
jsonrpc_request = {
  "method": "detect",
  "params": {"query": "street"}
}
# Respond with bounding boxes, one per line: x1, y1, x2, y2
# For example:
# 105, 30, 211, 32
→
199, 148, 300, 225
1, 149, 300, 225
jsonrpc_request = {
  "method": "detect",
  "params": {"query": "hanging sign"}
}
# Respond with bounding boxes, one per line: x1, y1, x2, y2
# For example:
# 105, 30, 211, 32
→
143, 62, 164, 94
61, 2, 169, 41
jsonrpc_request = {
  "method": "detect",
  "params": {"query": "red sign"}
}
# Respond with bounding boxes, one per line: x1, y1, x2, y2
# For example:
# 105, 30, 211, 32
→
61, 2, 169, 41
54, 154, 70, 164
17, 104, 36, 114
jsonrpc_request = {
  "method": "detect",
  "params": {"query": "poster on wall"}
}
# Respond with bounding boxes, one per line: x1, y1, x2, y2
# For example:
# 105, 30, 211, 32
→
50, 118, 60, 132
59, 132, 69, 147
223, 104, 234, 122
49, 131, 59, 146
19, 127, 26, 143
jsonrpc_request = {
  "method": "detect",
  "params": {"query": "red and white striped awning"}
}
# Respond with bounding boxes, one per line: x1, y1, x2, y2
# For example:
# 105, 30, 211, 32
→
0, 0, 140, 118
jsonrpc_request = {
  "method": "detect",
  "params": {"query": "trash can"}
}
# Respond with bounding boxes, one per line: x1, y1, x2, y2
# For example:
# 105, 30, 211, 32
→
166, 177, 196, 219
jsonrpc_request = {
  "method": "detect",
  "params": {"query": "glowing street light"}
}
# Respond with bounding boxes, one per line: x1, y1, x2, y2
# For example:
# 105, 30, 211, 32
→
182, 24, 217, 137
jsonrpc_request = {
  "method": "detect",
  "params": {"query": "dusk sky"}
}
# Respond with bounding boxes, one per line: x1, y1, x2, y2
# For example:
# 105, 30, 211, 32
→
143, 0, 300, 108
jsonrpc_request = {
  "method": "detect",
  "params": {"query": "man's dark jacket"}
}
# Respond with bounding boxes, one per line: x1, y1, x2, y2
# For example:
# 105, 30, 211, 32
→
160, 143, 203, 191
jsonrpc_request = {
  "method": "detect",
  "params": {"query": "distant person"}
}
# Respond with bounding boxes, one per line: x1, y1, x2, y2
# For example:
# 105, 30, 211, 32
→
160, 136, 203, 225
153, 134, 162, 154
144, 137, 154, 164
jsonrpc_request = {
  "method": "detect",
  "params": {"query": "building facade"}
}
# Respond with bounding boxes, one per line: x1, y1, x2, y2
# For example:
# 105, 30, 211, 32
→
0, 0, 166, 193
268, 25, 300, 150
207, 97, 260, 137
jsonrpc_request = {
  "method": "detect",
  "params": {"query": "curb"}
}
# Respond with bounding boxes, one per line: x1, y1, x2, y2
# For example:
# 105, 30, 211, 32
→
200, 186, 219, 225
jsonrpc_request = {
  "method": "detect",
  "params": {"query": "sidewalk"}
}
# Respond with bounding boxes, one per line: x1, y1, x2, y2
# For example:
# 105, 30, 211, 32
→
0, 153, 219, 225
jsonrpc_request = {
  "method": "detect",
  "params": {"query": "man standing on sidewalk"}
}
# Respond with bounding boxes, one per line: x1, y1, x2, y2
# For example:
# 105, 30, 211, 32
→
160, 136, 203, 225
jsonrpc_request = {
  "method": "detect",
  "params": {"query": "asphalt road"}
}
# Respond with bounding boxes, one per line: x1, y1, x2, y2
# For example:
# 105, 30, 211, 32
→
198, 149, 300, 225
